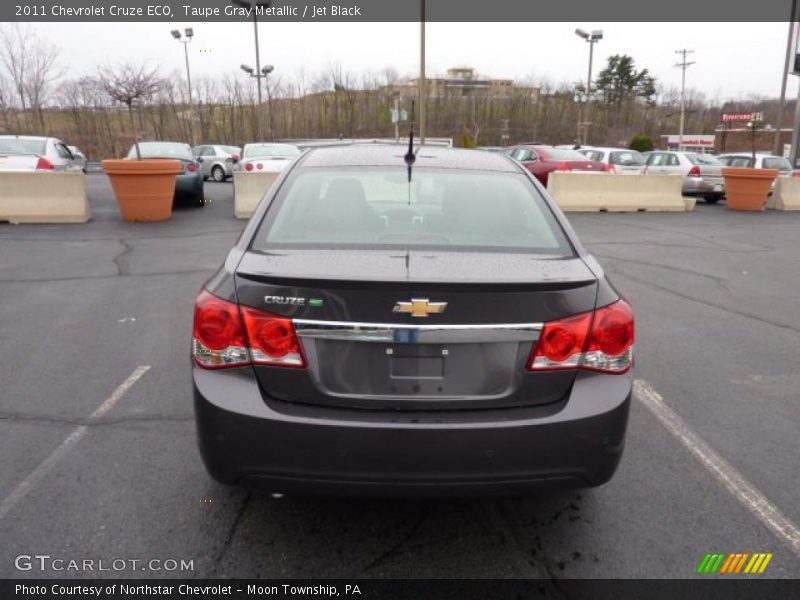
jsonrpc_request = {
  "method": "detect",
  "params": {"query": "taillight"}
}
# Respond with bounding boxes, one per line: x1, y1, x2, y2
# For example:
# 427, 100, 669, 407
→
35, 157, 54, 171
688, 165, 701, 177
231, 154, 240, 163
186, 162, 198, 172
245, 163, 254, 172
607, 164, 617, 174
528, 299, 634, 374
192, 290, 306, 369
241, 307, 306, 368
555, 162, 572, 171
193, 291, 249, 369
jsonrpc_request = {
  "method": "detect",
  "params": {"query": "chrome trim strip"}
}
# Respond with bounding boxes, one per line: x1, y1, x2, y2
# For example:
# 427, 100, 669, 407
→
293, 319, 543, 344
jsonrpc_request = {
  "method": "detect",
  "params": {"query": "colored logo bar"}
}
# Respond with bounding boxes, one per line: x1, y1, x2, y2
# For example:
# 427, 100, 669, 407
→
696, 552, 773, 574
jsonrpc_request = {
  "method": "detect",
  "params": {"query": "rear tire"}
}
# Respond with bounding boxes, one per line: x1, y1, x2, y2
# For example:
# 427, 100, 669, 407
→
211, 165, 225, 182
705, 195, 722, 204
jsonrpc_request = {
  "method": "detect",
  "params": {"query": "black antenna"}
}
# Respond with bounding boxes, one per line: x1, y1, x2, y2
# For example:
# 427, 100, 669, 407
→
404, 100, 416, 184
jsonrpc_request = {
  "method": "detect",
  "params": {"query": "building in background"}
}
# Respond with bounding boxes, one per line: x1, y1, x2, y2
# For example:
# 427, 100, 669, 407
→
399, 67, 539, 101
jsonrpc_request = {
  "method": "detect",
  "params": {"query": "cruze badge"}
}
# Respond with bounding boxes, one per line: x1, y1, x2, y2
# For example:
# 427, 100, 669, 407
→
393, 298, 447, 318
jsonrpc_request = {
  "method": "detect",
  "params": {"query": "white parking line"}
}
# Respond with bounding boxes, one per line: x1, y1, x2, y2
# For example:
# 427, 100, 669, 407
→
634, 379, 800, 558
0, 365, 151, 521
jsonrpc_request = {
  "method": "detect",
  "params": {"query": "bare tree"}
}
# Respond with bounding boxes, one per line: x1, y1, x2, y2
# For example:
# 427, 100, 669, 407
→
97, 63, 163, 159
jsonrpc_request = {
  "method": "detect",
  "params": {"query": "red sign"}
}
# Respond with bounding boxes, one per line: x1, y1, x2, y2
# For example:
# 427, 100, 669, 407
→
722, 112, 763, 123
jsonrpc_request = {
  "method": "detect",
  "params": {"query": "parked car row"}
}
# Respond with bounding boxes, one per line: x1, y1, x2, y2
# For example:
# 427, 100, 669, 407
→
502, 142, 796, 205
0, 135, 87, 173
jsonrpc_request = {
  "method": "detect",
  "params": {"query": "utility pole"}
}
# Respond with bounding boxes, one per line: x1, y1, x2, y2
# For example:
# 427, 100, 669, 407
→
675, 49, 695, 152
774, 13, 796, 155
419, 0, 426, 145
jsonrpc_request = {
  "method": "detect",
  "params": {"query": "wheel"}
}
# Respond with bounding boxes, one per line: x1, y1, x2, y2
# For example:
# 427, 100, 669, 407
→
211, 165, 225, 182
705, 195, 722, 204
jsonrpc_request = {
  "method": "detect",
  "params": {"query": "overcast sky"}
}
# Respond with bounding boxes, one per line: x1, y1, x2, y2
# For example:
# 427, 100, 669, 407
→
22, 21, 800, 101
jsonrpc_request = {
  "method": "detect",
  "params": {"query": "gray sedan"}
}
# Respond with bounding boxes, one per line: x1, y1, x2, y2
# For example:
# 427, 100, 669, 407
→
193, 144, 241, 182
0, 135, 82, 172
644, 150, 725, 203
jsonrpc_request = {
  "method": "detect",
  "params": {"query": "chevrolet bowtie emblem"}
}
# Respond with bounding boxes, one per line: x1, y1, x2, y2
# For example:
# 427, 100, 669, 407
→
393, 298, 448, 318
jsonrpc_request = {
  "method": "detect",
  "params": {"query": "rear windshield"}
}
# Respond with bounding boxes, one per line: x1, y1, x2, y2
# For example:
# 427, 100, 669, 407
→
580, 150, 604, 162
0, 138, 47, 155
542, 148, 587, 161
244, 144, 300, 158
763, 157, 792, 170
610, 150, 645, 166
251, 167, 573, 255
221, 145, 241, 155
720, 156, 753, 167
128, 142, 191, 159
687, 153, 722, 166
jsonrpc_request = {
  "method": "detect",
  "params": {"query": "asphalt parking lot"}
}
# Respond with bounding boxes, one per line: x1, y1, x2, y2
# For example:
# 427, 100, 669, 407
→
1, 173, 799, 580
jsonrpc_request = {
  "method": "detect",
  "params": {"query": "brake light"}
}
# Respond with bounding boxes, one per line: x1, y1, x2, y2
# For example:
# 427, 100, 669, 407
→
231, 154, 240, 163
193, 291, 249, 368
35, 157, 54, 171
688, 165, 701, 177
245, 163, 254, 171
186, 162, 198, 172
528, 299, 634, 374
192, 290, 306, 369
241, 307, 306, 368
555, 162, 572, 171
607, 164, 617, 174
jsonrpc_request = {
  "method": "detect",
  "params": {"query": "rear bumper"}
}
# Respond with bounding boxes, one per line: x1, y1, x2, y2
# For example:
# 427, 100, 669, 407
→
683, 176, 724, 196
193, 367, 632, 496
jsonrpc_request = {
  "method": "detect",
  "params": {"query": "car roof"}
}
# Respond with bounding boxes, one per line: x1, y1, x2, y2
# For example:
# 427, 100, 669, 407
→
298, 143, 519, 172
0, 135, 52, 141
719, 153, 785, 159
583, 147, 639, 152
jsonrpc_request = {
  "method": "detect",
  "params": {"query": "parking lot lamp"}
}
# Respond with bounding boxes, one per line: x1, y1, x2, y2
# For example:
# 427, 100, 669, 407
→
171, 28, 195, 144
575, 28, 603, 145
232, 0, 271, 139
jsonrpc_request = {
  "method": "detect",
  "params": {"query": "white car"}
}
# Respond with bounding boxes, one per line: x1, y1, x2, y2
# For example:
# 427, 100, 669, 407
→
236, 143, 301, 174
579, 147, 646, 175
0, 135, 82, 172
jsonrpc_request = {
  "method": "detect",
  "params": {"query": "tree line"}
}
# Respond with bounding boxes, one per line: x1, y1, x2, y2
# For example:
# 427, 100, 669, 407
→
0, 24, 791, 159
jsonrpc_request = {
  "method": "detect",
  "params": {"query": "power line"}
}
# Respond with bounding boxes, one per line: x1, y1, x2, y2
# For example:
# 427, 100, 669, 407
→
675, 49, 695, 150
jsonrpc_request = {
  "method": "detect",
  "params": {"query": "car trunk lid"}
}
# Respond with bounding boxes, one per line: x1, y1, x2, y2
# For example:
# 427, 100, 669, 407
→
235, 249, 599, 411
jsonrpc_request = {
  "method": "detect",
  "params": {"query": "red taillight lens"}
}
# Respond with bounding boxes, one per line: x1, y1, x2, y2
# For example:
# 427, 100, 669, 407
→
192, 290, 307, 369
528, 299, 634, 374
607, 164, 617, 174
245, 163, 254, 171
688, 165, 701, 177
555, 162, 572, 171
35, 157, 54, 170
231, 154, 240, 163
193, 291, 249, 368
186, 162, 198, 172
241, 307, 306, 368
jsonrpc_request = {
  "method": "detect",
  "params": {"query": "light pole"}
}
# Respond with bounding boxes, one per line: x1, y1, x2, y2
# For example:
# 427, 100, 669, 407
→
575, 28, 602, 145
232, 0, 271, 139
171, 27, 195, 143
241, 64, 274, 140
419, 0, 426, 144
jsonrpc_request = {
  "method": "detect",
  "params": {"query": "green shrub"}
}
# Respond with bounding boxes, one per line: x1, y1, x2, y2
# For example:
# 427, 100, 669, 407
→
629, 135, 654, 153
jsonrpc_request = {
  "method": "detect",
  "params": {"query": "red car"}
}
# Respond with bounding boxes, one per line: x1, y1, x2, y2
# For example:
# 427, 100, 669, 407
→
507, 145, 608, 185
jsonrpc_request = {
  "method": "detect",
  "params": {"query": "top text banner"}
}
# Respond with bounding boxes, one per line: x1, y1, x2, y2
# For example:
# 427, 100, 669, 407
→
2, 0, 797, 22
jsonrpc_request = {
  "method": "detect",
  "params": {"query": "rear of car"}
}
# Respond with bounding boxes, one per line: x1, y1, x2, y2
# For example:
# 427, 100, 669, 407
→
192, 146, 634, 496
644, 151, 724, 203
581, 148, 646, 175
718, 154, 793, 193
508, 145, 608, 185
127, 142, 204, 205
237, 143, 301, 174
0, 135, 80, 172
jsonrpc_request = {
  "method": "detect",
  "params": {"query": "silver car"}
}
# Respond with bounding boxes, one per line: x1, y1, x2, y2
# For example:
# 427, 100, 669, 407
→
193, 144, 241, 182
67, 145, 87, 172
643, 151, 725, 203
579, 147, 646, 175
0, 135, 81, 172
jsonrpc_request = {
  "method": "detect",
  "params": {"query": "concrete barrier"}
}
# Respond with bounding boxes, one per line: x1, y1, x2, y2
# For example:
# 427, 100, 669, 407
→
766, 177, 800, 211
546, 172, 689, 212
234, 171, 280, 219
0, 172, 90, 224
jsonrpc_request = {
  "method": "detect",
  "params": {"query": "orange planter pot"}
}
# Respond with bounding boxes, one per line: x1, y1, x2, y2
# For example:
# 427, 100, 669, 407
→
102, 159, 182, 222
722, 167, 779, 212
